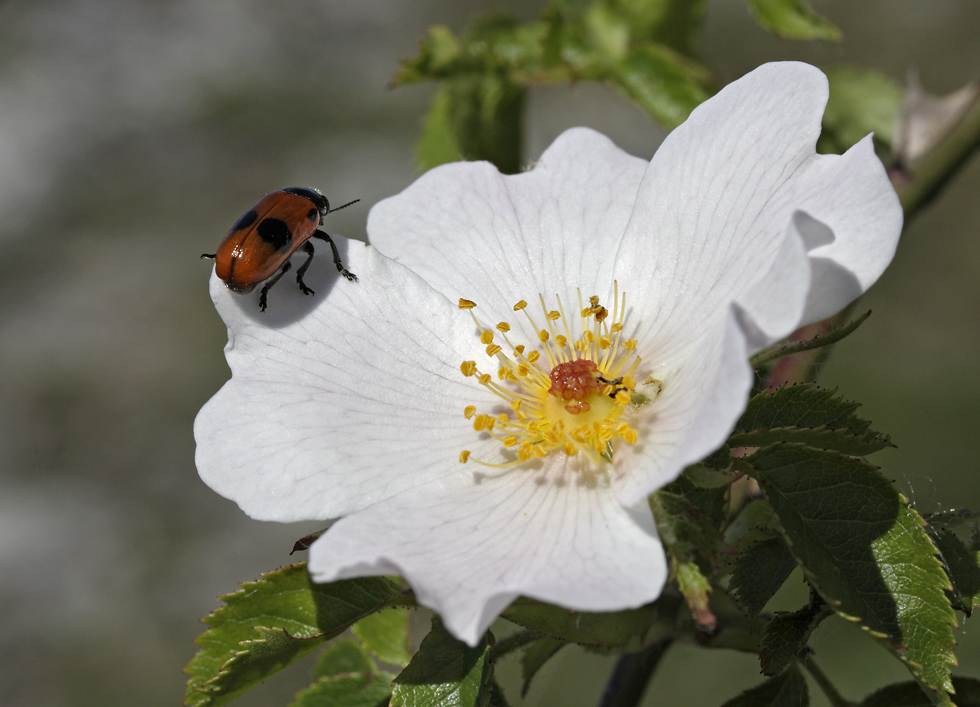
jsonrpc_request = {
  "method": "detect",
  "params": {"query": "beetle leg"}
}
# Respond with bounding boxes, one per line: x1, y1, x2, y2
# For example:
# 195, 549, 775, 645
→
259, 261, 292, 312
295, 241, 316, 296
313, 230, 358, 282
201, 253, 216, 259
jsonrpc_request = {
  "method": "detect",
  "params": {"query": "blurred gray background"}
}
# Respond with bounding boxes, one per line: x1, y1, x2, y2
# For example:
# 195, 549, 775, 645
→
0, 1, 977, 705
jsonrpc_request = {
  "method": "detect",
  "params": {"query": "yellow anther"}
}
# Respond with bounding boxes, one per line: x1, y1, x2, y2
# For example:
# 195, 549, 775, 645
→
624, 429, 638, 444
461, 361, 477, 376
538, 329, 550, 343
533, 445, 548, 458
498, 413, 510, 424
515, 410, 528, 421
511, 399, 522, 411
458, 299, 476, 310
622, 375, 636, 390
459, 450, 471, 463
486, 344, 502, 356
584, 331, 595, 343
473, 415, 488, 431
555, 335, 568, 347
527, 351, 540, 363
599, 336, 612, 349
589, 296, 599, 307
611, 323, 623, 333
496, 322, 511, 333
624, 339, 637, 350
594, 307, 608, 322
615, 390, 631, 405
503, 436, 518, 448
463, 405, 476, 419
481, 330, 494, 344
515, 345, 525, 355
575, 340, 587, 352
478, 373, 491, 385
518, 363, 530, 376
564, 442, 578, 456
547, 310, 560, 321
514, 300, 528, 311
518, 443, 532, 462
485, 417, 496, 432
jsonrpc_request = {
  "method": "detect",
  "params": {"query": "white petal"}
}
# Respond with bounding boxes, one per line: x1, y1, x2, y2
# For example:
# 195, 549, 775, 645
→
616, 62, 899, 355
194, 239, 500, 521
309, 459, 668, 646
613, 312, 752, 505
367, 127, 648, 328
790, 135, 902, 323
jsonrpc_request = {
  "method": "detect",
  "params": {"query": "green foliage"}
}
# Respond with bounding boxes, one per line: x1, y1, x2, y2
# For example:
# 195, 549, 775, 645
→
860, 678, 980, 707
314, 639, 376, 677
720, 663, 809, 706
730, 537, 798, 618
745, 0, 841, 41
184, 564, 404, 707
750, 310, 872, 370
289, 673, 394, 707
501, 595, 674, 649
353, 608, 414, 667
932, 528, 980, 617
520, 637, 566, 696
758, 594, 832, 676
819, 66, 903, 155
747, 445, 957, 704
390, 620, 494, 707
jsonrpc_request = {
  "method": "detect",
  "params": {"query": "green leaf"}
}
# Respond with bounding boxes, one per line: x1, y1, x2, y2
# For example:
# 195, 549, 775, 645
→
391, 620, 493, 707
289, 673, 394, 707
932, 528, 980, 617
184, 564, 404, 707
860, 678, 980, 707
724, 500, 798, 617
729, 537, 798, 618
608, 43, 712, 128
354, 608, 414, 667
750, 310, 872, 370
758, 595, 832, 676
720, 663, 809, 706
745, 0, 841, 41
731, 383, 892, 456
819, 66, 903, 154
415, 76, 526, 173
314, 639, 375, 677
521, 637, 566, 696
748, 445, 957, 704
501, 595, 675, 650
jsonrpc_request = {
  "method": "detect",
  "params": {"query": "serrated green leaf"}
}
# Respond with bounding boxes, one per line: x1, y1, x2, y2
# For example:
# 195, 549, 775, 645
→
932, 528, 980, 617
819, 66, 903, 154
683, 463, 736, 489
391, 620, 493, 707
732, 384, 891, 455
730, 425, 891, 456
521, 637, 566, 696
289, 672, 395, 707
748, 445, 957, 703
759, 596, 832, 676
721, 663, 809, 706
860, 677, 980, 707
608, 43, 712, 128
729, 537, 798, 618
354, 608, 414, 667
745, 0, 841, 41
184, 564, 404, 707
501, 595, 674, 650
314, 639, 375, 678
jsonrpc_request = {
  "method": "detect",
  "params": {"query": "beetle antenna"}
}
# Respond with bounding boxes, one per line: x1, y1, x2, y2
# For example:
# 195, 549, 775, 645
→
328, 199, 360, 213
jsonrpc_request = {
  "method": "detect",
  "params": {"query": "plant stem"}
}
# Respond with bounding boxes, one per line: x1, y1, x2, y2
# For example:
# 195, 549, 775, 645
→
802, 658, 856, 707
597, 639, 673, 707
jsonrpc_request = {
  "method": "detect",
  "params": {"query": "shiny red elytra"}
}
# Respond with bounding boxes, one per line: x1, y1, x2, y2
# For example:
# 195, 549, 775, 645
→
202, 187, 358, 312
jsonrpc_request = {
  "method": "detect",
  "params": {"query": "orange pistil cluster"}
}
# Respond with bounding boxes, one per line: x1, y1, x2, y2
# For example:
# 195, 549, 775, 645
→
457, 284, 648, 468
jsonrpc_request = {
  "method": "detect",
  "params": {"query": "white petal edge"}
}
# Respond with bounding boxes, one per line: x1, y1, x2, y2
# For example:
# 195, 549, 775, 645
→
367, 127, 649, 331
309, 458, 668, 646
194, 239, 502, 521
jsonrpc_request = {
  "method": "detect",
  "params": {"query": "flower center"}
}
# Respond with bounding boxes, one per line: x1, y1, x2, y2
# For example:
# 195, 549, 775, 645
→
457, 285, 655, 468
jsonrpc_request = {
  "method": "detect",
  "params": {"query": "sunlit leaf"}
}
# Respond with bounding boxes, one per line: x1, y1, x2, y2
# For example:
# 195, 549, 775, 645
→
289, 672, 394, 707
745, 0, 841, 41
184, 564, 403, 707
819, 66, 903, 155
749, 445, 957, 704
354, 608, 414, 667
860, 677, 980, 707
391, 620, 493, 707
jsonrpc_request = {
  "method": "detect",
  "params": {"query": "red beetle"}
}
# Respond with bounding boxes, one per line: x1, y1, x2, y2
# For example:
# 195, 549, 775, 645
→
202, 187, 358, 311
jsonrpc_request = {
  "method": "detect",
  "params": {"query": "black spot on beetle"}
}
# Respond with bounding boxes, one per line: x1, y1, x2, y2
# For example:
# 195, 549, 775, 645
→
307, 208, 318, 221
232, 210, 258, 231
256, 217, 292, 251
